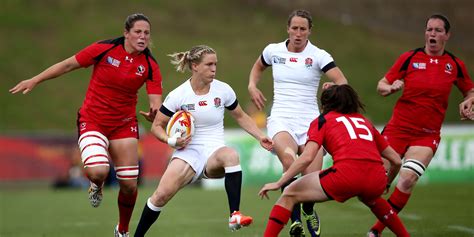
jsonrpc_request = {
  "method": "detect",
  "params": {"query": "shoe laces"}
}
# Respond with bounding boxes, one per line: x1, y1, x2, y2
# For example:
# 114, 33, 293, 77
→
305, 212, 319, 229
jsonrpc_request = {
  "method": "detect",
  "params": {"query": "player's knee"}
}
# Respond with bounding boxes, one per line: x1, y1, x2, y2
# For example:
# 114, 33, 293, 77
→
119, 181, 137, 194
78, 131, 110, 168
401, 159, 426, 178
279, 191, 297, 207
218, 148, 240, 166
115, 165, 139, 192
85, 166, 109, 183
227, 148, 240, 162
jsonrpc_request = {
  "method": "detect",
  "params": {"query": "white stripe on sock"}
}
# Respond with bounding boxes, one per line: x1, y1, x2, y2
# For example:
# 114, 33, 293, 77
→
147, 198, 162, 212
224, 165, 241, 173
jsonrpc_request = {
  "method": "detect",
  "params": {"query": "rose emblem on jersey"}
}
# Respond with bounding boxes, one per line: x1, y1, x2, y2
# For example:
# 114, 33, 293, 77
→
305, 57, 313, 68
136, 65, 146, 76
214, 97, 221, 108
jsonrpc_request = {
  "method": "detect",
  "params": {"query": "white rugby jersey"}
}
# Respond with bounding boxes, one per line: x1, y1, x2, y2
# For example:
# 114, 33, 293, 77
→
162, 79, 237, 145
261, 40, 335, 118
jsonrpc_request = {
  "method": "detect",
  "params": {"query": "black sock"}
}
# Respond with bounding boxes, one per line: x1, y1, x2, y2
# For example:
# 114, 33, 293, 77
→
281, 177, 301, 222
302, 202, 316, 215
134, 201, 161, 237
225, 170, 242, 215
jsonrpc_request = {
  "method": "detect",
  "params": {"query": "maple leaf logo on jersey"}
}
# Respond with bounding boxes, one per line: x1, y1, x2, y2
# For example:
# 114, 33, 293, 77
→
445, 63, 453, 74
136, 65, 146, 76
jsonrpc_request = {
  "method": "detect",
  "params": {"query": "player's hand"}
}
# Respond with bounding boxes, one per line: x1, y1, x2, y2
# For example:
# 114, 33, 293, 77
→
139, 108, 158, 122
390, 80, 404, 92
258, 182, 281, 199
259, 136, 274, 151
248, 86, 267, 111
322, 82, 335, 90
9, 79, 38, 94
459, 97, 474, 120
175, 134, 192, 150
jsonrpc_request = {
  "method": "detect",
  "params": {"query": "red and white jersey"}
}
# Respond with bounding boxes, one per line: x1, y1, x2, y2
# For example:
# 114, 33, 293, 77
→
75, 37, 163, 126
385, 48, 473, 134
307, 111, 388, 164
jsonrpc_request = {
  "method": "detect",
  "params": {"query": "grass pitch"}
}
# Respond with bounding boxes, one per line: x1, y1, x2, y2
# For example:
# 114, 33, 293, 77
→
1, 183, 473, 236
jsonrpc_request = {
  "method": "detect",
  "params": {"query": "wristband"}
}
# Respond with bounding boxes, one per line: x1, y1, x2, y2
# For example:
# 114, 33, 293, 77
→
167, 136, 177, 147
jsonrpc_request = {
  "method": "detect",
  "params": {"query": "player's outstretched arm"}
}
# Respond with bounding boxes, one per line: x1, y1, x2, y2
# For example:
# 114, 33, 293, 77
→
229, 104, 273, 151
139, 94, 162, 122
9, 56, 81, 94
258, 141, 319, 199
248, 57, 268, 111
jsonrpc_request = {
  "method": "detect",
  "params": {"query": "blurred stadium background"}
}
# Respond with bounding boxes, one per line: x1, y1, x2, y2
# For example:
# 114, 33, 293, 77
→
1, 0, 473, 236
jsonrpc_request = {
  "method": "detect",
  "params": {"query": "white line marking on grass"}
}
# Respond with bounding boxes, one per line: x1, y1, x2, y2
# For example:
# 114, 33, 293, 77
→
448, 225, 474, 234
398, 213, 421, 220
62, 222, 101, 227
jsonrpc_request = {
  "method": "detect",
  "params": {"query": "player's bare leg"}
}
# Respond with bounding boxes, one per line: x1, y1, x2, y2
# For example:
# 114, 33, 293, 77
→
206, 146, 253, 231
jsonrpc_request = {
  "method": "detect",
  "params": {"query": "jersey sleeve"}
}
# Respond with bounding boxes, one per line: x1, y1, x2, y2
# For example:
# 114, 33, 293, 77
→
261, 43, 276, 66
146, 60, 163, 95
306, 117, 324, 146
75, 42, 115, 68
454, 58, 474, 94
315, 49, 335, 71
162, 89, 180, 113
222, 82, 237, 107
384, 51, 413, 84
372, 126, 389, 152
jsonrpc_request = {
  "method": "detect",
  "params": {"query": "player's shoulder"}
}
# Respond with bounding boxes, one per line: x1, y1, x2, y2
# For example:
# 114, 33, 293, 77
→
211, 79, 234, 92
443, 50, 465, 64
399, 47, 424, 59
169, 79, 191, 96
264, 40, 287, 52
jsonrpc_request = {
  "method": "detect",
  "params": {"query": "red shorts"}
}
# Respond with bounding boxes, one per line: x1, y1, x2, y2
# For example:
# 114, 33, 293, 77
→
319, 161, 387, 203
77, 116, 139, 140
382, 127, 441, 156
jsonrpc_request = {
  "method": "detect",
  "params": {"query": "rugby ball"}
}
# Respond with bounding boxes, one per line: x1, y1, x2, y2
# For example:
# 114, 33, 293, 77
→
166, 110, 195, 138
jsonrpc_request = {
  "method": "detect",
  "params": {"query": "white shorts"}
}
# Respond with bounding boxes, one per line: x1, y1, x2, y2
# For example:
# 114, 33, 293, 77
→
171, 143, 225, 184
267, 115, 315, 146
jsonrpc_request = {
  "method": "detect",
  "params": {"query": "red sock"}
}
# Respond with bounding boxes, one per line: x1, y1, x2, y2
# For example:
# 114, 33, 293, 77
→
371, 187, 411, 233
118, 190, 138, 232
264, 205, 291, 237
368, 197, 410, 236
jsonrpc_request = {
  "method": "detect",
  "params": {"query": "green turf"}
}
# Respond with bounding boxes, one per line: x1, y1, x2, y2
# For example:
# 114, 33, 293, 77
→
1, 183, 473, 236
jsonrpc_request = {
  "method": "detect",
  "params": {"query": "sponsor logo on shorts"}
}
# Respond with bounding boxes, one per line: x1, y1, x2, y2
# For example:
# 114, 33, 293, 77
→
80, 122, 87, 131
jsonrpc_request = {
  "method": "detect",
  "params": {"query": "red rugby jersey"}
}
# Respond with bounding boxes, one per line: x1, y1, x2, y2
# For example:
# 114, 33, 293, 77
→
75, 37, 163, 126
384, 48, 473, 134
307, 111, 388, 164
